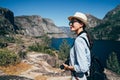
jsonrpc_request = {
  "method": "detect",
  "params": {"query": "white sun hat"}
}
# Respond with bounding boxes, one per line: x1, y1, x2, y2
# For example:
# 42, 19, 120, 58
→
68, 12, 88, 26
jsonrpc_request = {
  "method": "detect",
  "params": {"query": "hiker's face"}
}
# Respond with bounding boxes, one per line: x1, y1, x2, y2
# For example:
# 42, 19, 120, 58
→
69, 19, 83, 32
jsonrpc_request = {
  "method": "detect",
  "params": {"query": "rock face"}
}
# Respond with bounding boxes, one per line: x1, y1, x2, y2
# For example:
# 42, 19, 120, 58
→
0, 7, 14, 25
19, 52, 71, 79
14, 15, 68, 38
0, 7, 68, 38
58, 27, 75, 38
0, 7, 16, 35
86, 14, 102, 28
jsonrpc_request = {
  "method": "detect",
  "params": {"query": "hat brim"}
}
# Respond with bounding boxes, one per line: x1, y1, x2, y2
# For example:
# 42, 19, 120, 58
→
68, 16, 88, 26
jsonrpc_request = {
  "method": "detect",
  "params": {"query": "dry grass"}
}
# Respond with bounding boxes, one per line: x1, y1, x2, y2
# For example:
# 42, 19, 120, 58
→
35, 75, 71, 80
0, 62, 31, 75
35, 75, 48, 80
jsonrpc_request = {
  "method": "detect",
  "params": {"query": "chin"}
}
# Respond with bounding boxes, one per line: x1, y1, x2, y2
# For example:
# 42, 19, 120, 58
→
71, 29, 75, 31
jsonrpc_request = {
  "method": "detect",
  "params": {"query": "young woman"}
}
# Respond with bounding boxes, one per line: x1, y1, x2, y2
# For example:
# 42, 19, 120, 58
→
62, 12, 91, 80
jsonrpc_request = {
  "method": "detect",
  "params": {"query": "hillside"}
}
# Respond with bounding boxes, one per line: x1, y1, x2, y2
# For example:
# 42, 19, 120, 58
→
86, 14, 102, 28
0, 7, 16, 35
90, 5, 120, 41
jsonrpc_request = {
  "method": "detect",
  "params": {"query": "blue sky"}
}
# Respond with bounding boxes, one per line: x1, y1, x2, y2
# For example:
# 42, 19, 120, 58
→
0, 0, 120, 26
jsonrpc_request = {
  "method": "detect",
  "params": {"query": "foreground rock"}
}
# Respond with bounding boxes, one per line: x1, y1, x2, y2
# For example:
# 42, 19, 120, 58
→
104, 69, 120, 80
1, 52, 120, 80
19, 52, 71, 80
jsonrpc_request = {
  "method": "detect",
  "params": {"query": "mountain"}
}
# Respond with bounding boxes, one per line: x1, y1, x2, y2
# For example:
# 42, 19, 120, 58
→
0, 7, 68, 38
58, 26, 76, 38
0, 7, 16, 35
103, 5, 120, 21
86, 14, 102, 28
14, 15, 68, 38
91, 5, 120, 40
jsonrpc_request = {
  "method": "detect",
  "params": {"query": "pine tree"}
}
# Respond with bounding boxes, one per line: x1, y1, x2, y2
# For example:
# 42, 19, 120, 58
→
59, 39, 70, 60
106, 52, 120, 74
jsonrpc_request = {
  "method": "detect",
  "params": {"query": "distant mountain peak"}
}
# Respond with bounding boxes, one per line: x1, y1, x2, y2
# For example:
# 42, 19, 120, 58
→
103, 4, 120, 20
116, 4, 120, 9
86, 14, 102, 28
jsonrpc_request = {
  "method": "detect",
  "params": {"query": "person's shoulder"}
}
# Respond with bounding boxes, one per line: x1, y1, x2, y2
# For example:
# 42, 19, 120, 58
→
75, 36, 84, 44
80, 32, 87, 37
75, 33, 88, 44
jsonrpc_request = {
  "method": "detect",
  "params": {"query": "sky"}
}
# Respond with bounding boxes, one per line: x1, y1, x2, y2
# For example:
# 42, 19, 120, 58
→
0, 0, 120, 27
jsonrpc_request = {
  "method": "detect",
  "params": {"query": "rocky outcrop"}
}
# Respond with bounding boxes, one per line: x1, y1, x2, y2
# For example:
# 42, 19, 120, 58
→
19, 52, 71, 79
0, 7, 14, 25
59, 27, 76, 38
86, 14, 102, 28
104, 69, 120, 80
0, 7, 16, 35
14, 15, 68, 38
0, 75, 33, 80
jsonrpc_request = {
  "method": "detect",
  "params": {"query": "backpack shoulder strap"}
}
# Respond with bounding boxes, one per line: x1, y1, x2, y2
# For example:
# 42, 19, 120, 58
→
80, 36, 95, 57
80, 36, 90, 50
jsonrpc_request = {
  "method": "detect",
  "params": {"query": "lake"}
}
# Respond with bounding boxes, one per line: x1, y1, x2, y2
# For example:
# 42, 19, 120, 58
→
51, 38, 120, 67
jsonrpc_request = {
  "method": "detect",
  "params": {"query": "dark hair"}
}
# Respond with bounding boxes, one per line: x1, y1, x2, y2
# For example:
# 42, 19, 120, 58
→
85, 30, 93, 49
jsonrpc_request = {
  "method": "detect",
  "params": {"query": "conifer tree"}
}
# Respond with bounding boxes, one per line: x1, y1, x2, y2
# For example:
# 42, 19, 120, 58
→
59, 39, 70, 60
106, 52, 120, 74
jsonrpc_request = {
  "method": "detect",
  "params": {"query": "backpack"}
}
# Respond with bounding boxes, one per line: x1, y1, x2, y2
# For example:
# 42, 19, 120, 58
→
81, 37, 107, 80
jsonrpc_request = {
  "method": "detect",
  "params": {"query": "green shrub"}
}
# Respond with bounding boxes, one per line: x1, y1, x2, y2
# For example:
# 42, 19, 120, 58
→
58, 39, 70, 60
4, 36, 15, 43
0, 36, 15, 48
28, 42, 55, 56
28, 35, 55, 56
18, 51, 27, 59
106, 52, 120, 74
0, 49, 20, 66
28, 42, 43, 52
44, 49, 55, 56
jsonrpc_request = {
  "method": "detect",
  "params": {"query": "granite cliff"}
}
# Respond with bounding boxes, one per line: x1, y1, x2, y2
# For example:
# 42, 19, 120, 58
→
14, 15, 67, 38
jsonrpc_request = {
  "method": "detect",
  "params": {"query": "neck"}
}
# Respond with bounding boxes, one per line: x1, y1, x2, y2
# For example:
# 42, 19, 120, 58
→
76, 28, 83, 35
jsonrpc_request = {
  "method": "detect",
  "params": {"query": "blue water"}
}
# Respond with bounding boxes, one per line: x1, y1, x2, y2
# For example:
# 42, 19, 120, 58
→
51, 38, 74, 50
51, 38, 120, 67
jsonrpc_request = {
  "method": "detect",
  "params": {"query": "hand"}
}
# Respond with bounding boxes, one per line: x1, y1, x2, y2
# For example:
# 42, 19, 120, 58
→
62, 63, 69, 70
62, 63, 74, 71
